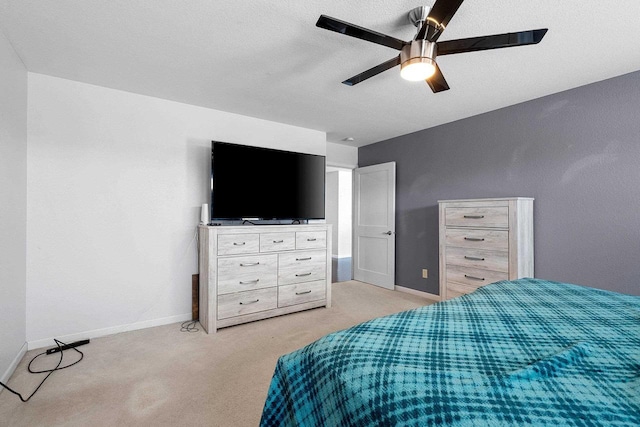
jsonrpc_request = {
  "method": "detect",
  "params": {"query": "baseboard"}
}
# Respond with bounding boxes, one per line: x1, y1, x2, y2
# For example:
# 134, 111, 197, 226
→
395, 285, 441, 302
0, 342, 28, 393
27, 313, 192, 350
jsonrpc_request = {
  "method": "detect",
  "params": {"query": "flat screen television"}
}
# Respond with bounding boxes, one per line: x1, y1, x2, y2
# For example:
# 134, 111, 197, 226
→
211, 141, 326, 220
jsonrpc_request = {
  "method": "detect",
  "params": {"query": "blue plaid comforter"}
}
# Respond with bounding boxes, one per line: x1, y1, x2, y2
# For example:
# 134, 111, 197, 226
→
260, 278, 640, 426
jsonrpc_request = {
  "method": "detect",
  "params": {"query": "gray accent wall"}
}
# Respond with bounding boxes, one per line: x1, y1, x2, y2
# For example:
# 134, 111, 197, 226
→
359, 70, 640, 296
0, 28, 28, 381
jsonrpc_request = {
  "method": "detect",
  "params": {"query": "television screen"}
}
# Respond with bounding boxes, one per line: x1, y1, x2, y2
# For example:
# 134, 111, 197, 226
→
211, 141, 326, 220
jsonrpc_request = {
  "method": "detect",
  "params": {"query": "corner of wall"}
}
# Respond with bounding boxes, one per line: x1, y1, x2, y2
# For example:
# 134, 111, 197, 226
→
326, 142, 358, 168
0, 342, 28, 388
0, 26, 28, 386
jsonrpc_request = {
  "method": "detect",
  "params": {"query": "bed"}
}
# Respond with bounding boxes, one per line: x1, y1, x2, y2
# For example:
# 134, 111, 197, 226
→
260, 278, 640, 426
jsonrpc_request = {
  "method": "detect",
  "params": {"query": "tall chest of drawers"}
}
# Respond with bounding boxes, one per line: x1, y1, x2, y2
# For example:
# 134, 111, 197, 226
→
198, 224, 332, 333
438, 198, 533, 300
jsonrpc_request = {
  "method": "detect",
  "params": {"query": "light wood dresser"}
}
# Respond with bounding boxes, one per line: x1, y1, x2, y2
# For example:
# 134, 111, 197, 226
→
438, 198, 533, 300
198, 224, 331, 333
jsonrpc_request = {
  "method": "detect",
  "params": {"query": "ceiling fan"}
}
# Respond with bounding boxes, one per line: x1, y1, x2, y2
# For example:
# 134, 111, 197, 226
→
316, 0, 548, 93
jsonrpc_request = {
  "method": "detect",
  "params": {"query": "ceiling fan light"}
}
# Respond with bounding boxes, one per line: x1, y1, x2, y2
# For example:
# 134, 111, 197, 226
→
400, 57, 436, 81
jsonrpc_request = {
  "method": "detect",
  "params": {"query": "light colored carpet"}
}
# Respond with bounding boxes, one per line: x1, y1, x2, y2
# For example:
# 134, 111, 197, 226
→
0, 281, 435, 426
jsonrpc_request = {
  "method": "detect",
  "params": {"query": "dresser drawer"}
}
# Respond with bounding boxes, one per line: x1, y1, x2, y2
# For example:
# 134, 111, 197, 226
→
278, 250, 326, 285
296, 231, 327, 249
446, 281, 483, 299
217, 234, 259, 255
260, 232, 295, 252
217, 287, 278, 320
445, 206, 509, 228
445, 228, 508, 251
445, 287, 466, 300
445, 247, 508, 272
278, 280, 326, 308
217, 254, 277, 295
446, 265, 508, 287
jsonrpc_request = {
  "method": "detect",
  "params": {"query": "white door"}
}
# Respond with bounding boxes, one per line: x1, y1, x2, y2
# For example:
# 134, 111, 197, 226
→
353, 162, 396, 289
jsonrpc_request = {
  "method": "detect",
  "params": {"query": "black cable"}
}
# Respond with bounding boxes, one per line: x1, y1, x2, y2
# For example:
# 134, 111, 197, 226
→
242, 219, 257, 225
0, 338, 84, 402
180, 320, 199, 332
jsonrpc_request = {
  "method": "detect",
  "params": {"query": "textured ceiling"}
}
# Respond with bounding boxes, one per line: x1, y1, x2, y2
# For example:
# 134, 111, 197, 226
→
1, 0, 639, 147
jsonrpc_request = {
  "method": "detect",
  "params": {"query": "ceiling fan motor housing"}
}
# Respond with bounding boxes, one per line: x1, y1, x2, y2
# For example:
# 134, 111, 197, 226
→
401, 40, 437, 70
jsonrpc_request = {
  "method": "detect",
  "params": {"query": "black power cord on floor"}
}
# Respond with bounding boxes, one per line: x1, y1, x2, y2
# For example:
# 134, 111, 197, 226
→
0, 338, 85, 402
180, 320, 199, 332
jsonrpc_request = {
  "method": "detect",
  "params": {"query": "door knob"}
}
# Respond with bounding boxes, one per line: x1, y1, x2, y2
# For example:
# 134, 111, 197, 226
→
384, 231, 393, 235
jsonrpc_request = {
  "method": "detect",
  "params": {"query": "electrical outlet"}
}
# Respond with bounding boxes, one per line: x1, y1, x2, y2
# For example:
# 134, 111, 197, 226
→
422, 269, 428, 279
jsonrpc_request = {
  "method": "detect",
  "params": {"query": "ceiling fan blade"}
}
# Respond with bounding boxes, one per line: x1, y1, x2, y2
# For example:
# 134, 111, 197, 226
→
417, 0, 465, 41
316, 15, 407, 51
437, 29, 548, 56
426, 64, 450, 93
342, 56, 401, 86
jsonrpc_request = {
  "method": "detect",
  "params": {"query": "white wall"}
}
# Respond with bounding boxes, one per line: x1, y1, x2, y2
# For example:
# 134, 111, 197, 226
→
337, 170, 352, 258
0, 29, 28, 382
325, 142, 356, 262
325, 168, 352, 259
325, 171, 339, 256
26, 73, 326, 347
326, 142, 358, 168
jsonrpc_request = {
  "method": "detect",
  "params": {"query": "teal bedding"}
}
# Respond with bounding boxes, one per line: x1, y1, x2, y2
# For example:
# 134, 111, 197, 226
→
260, 278, 640, 426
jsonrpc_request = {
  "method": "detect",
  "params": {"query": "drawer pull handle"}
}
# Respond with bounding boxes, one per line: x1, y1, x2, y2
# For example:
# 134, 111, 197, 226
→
233, 242, 246, 246
240, 262, 260, 267
296, 257, 312, 261
307, 238, 317, 241
295, 272, 312, 277
296, 290, 312, 295
273, 240, 284, 243
464, 237, 485, 242
464, 274, 485, 281
464, 256, 485, 261
464, 215, 485, 219
239, 279, 259, 284
239, 299, 259, 305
